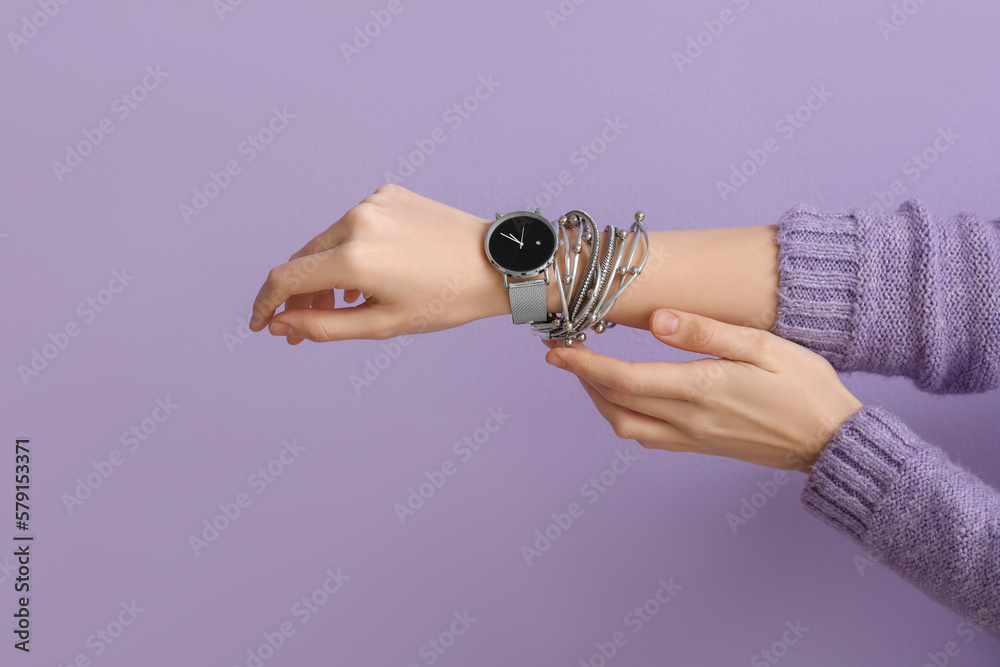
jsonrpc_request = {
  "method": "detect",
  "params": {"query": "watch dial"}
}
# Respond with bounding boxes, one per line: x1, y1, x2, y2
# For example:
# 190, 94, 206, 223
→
488, 215, 557, 273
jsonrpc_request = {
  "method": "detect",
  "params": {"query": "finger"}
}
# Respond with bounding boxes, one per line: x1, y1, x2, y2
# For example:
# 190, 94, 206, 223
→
582, 374, 693, 424
575, 377, 692, 451
282, 293, 313, 345
288, 215, 354, 262
649, 309, 777, 369
311, 289, 338, 311
546, 342, 689, 401
250, 247, 347, 331
268, 302, 397, 342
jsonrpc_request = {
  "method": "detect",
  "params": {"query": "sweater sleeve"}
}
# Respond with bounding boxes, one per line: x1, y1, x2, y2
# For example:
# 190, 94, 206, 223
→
771, 199, 1000, 394
801, 405, 1000, 638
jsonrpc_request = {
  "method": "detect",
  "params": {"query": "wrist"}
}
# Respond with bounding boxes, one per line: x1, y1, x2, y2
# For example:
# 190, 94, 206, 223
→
472, 217, 577, 322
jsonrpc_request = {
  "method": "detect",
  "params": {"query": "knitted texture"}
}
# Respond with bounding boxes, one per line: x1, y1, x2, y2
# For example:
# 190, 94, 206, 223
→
773, 199, 1000, 638
802, 405, 999, 637
773, 199, 1000, 393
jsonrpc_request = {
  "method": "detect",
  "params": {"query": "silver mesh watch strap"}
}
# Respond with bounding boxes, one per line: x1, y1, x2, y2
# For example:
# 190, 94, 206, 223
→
508, 278, 548, 325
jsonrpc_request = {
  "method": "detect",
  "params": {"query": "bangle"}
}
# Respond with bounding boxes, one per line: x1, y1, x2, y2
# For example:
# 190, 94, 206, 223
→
531, 210, 649, 346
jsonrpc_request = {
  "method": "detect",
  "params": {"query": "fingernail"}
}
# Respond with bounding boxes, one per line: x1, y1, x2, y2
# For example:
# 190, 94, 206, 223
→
269, 321, 291, 336
547, 353, 566, 369
653, 310, 678, 335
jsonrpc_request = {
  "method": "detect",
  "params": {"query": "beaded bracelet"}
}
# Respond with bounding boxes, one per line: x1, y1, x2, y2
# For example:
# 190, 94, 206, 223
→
530, 210, 649, 346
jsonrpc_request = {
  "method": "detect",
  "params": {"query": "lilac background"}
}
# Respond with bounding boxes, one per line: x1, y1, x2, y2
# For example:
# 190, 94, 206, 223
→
2, 1, 999, 665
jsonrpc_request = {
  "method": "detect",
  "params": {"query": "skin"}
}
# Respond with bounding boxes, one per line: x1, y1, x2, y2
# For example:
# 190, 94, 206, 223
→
250, 184, 863, 471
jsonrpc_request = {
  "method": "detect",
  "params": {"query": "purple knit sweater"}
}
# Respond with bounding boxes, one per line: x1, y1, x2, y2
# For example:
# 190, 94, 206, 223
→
772, 199, 1000, 639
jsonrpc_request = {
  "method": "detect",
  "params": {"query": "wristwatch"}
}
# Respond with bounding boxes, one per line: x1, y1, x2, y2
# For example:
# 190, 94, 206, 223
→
484, 209, 558, 327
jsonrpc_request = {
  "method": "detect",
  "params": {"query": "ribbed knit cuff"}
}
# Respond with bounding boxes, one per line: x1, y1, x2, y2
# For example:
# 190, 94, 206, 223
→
800, 404, 924, 543
771, 204, 863, 368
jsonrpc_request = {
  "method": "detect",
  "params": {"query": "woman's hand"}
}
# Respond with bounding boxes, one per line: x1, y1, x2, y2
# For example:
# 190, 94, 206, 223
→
543, 309, 863, 471
249, 184, 505, 343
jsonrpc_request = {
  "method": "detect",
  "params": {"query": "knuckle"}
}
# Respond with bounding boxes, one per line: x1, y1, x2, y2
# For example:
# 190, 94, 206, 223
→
266, 265, 288, 290
610, 418, 636, 441
337, 242, 363, 273
371, 320, 395, 340
684, 411, 712, 439
612, 368, 643, 396
690, 320, 715, 348
373, 183, 402, 198
343, 203, 373, 228
308, 321, 335, 343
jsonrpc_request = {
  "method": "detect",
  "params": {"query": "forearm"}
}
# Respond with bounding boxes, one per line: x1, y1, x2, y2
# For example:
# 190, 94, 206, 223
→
477, 223, 781, 332
802, 405, 1000, 637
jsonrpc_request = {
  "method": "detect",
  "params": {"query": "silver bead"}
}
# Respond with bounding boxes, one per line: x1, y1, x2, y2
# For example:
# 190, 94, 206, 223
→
617, 229, 627, 239
558, 215, 568, 225
563, 337, 575, 348
562, 274, 573, 285
582, 232, 592, 242
616, 266, 627, 275
588, 313, 597, 323
594, 322, 606, 334
635, 211, 645, 222
564, 322, 574, 332
572, 243, 582, 254
557, 239, 564, 247
575, 332, 586, 343
629, 266, 639, 275
551, 318, 562, 327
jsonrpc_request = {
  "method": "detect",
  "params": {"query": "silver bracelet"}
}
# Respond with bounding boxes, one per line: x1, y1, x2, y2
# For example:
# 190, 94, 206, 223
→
530, 210, 649, 346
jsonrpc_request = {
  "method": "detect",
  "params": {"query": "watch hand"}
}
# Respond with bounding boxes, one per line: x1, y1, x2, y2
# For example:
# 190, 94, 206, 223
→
501, 232, 523, 247
519, 222, 525, 246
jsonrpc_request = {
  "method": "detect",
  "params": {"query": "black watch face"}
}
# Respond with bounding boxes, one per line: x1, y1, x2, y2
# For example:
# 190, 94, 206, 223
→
488, 214, 557, 273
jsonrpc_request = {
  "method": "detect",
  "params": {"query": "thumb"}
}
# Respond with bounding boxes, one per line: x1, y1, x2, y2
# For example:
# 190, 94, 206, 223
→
269, 305, 395, 342
649, 309, 770, 365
